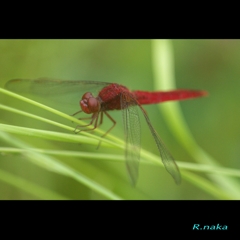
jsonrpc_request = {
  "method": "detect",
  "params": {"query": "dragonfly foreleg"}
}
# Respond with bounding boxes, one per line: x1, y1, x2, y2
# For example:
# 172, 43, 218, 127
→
71, 109, 83, 117
74, 112, 99, 134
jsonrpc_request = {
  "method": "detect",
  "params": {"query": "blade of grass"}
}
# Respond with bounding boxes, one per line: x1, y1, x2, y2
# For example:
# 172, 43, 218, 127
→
0, 147, 124, 162
2, 147, 240, 178
0, 131, 123, 200
0, 103, 76, 132
0, 123, 114, 147
181, 170, 232, 199
0, 168, 70, 200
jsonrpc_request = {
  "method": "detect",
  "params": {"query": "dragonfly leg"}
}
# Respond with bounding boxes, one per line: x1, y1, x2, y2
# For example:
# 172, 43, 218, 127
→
96, 112, 104, 149
77, 116, 95, 121
74, 113, 99, 134
97, 111, 104, 128
102, 111, 116, 138
71, 109, 83, 117
71, 110, 95, 121
96, 111, 116, 149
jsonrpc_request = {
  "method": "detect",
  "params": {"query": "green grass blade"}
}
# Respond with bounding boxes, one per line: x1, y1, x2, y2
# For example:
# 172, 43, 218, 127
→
0, 168, 70, 200
0, 131, 123, 200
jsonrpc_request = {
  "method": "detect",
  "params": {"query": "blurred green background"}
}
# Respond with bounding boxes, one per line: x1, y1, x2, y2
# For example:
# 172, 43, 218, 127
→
0, 39, 240, 199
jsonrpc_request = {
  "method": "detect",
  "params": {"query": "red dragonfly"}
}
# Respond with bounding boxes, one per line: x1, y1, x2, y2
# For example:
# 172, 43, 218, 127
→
5, 79, 208, 185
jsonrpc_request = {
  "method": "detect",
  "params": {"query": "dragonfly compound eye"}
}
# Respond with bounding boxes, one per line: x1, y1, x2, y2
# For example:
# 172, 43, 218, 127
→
80, 96, 100, 114
88, 97, 100, 113
82, 92, 93, 100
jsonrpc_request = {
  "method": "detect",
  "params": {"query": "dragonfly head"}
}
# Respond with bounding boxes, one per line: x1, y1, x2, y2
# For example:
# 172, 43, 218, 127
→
80, 92, 101, 114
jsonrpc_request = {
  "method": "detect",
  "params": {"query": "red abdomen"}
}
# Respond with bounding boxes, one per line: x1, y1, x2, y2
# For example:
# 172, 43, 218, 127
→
133, 90, 208, 105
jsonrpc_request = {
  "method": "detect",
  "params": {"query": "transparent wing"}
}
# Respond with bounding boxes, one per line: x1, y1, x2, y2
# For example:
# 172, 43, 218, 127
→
5, 78, 110, 113
138, 104, 181, 185
121, 92, 141, 186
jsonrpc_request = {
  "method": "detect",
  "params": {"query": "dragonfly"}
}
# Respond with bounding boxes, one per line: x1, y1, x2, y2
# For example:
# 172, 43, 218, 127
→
5, 78, 208, 185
